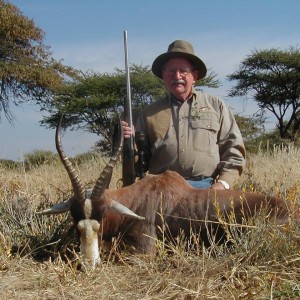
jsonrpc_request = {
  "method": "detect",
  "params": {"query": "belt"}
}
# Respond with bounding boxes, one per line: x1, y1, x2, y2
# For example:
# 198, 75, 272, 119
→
185, 175, 210, 181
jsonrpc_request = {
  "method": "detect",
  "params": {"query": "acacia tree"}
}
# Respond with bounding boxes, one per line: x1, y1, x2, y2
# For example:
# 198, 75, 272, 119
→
228, 47, 300, 141
0, 0, 78, 122
41, 65, 166, 152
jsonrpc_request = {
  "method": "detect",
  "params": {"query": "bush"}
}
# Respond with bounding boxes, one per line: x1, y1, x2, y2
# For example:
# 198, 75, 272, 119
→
24, 149, 59, 169
71, 150, 103, 166
0, 159, 22, 170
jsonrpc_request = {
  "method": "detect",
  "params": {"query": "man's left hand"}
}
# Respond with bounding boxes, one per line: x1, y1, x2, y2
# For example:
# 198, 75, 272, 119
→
210, 182, 227, 190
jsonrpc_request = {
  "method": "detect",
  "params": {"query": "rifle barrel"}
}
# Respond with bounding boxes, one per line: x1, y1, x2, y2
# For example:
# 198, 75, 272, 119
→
122, 30, 135, 186
123, 31, 133, 129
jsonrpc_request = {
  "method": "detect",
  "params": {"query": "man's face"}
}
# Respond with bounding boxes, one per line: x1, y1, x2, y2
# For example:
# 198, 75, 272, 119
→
162, 57, 198, 101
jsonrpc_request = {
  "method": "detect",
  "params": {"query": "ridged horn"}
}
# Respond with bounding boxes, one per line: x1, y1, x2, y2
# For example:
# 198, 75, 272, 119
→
56, 115, 86, 202
90, 117, 124, 201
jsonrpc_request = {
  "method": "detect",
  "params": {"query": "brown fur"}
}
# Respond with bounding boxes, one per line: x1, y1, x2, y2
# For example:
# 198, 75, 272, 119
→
97, 171, 299, 253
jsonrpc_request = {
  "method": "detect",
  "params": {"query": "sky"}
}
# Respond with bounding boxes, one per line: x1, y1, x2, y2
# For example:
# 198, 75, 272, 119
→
1, 0, 299, 161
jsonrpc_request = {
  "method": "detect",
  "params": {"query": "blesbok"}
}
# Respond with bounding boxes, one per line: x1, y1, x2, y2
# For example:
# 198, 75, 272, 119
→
38, 116, 299, 270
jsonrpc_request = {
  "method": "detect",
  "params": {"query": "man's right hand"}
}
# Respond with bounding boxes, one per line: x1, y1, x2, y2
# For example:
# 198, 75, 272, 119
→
121, 121, 135, 139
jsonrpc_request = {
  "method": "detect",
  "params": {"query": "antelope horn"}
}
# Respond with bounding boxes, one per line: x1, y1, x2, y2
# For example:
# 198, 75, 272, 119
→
90, 117, 124, 201
56, 115, 86, 202
109, 200, 145, 220
36, 199, 72, 215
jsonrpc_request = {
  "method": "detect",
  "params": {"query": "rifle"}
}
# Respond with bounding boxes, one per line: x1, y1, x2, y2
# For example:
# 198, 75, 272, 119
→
135, 131, 147, 179
122, 30, 136, 186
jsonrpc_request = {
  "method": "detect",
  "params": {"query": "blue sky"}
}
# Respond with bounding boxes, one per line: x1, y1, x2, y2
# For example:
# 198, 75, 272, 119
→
1, 0, 299, 161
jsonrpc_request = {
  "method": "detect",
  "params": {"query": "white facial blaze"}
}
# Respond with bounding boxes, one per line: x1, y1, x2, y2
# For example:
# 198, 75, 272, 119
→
84, 198, 92, 219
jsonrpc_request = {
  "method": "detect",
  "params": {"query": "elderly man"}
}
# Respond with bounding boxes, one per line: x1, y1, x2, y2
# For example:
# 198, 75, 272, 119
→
123, 40, 245, 189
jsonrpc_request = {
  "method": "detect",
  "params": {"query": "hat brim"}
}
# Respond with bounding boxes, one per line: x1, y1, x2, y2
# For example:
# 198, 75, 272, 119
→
152, 52, 207, 80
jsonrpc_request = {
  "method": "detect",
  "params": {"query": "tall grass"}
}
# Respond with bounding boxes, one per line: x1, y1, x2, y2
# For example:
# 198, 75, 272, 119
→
0, 146, 299, 299
238, 144, 300, 200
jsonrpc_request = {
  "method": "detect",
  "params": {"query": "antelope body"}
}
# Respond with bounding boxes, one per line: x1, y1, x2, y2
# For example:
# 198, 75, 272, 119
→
97, 171, 296, 252
38, 117, 299, 270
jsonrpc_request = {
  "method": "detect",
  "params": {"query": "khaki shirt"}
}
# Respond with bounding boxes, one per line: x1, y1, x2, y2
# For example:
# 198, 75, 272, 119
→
135, 88, 246, 186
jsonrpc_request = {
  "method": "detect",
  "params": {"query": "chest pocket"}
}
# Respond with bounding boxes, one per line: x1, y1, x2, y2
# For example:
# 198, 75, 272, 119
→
190, 114, 220, 153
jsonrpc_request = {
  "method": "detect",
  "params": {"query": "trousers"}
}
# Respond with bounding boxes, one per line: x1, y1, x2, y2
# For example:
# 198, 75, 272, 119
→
186, 177, 214, 189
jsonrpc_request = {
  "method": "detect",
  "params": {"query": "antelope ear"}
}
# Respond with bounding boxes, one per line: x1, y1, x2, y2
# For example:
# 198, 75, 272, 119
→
109, 200, 145, 220
36, 200, 71, 215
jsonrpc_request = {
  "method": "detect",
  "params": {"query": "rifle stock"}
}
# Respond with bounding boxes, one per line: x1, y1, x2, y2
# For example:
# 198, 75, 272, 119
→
122, 30, 136, 186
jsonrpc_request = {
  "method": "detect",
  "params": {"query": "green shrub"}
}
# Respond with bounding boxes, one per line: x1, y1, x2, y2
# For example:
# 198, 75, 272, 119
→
0, 159, 22, 170
24, 150, 59, 169
71, 150, 103, 166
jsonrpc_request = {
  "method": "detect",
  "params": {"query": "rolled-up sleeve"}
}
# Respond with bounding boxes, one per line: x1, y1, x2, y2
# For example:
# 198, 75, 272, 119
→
217, 103, 246, 186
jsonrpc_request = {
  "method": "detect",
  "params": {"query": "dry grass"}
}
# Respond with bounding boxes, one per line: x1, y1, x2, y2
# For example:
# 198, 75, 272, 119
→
237, 144, 300, 197
1, 148, 300, 300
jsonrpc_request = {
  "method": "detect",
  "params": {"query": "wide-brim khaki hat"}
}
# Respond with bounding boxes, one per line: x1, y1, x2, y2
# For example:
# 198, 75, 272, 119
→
152, 40, 207, 79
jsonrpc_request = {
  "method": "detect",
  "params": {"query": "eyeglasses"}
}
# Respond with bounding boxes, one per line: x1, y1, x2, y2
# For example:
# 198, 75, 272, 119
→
162, 66, 194, 76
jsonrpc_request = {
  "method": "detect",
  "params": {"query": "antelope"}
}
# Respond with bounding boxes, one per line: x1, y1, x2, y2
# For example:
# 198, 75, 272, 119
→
38, 117, 299, 270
